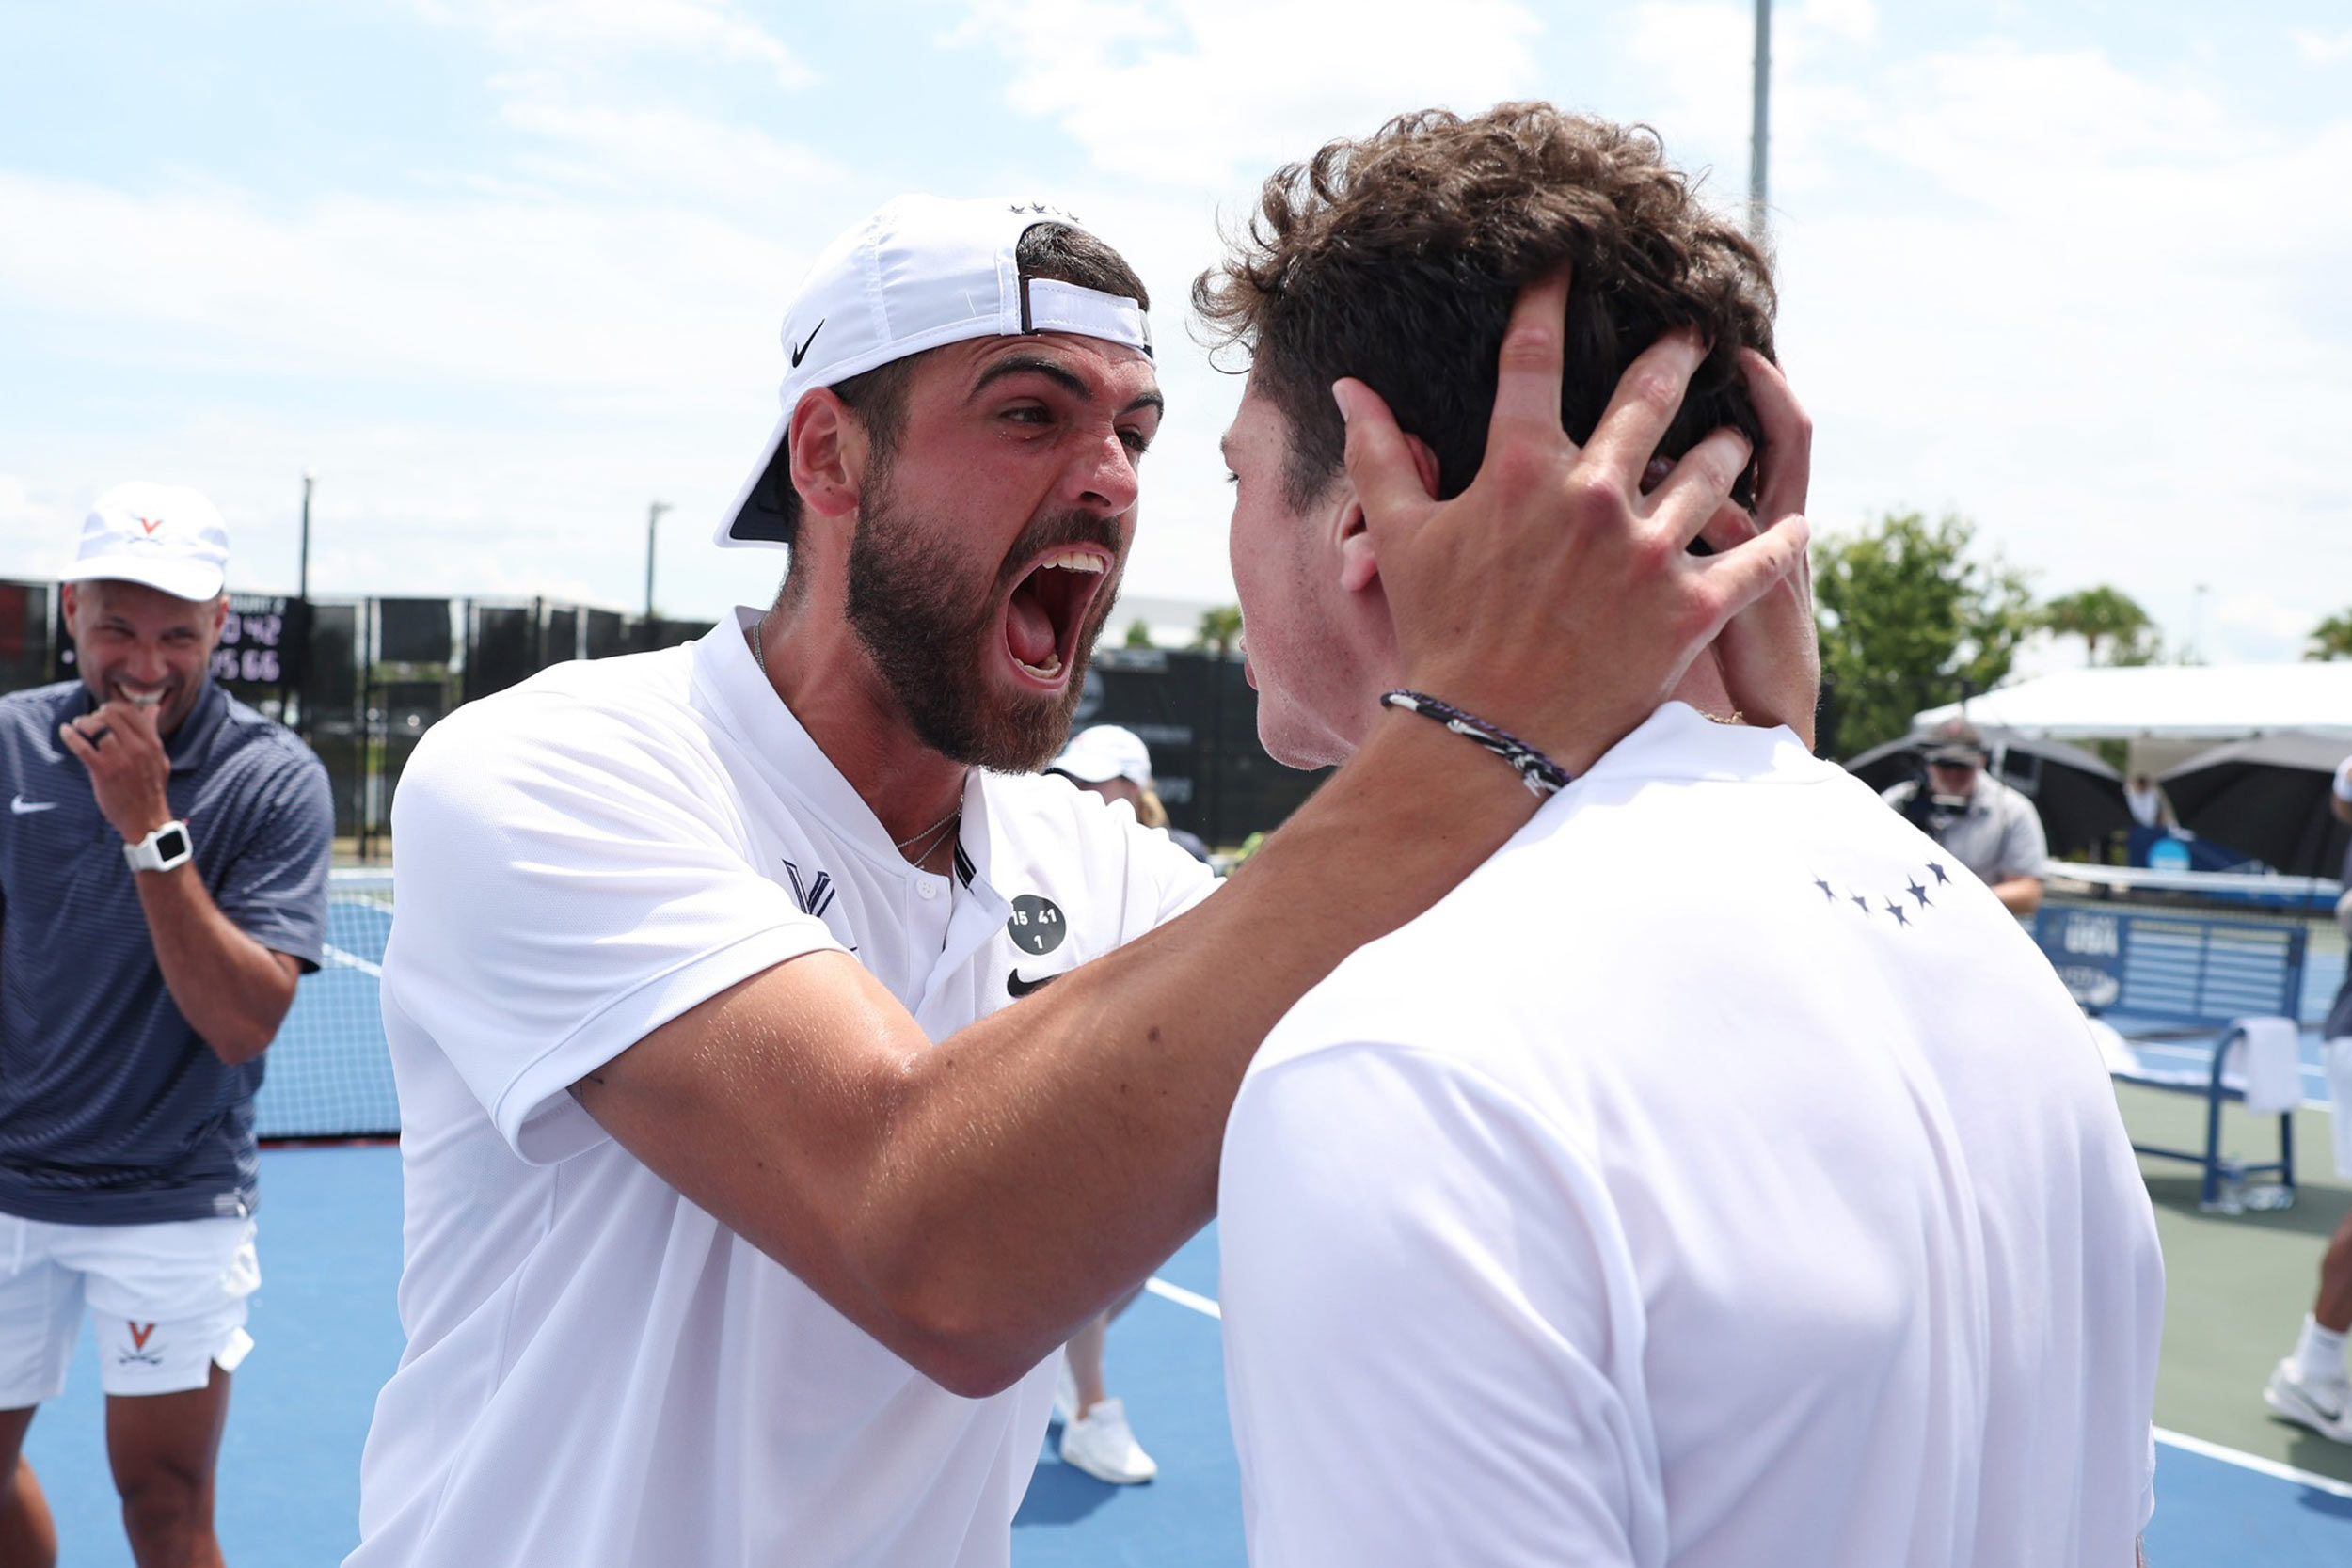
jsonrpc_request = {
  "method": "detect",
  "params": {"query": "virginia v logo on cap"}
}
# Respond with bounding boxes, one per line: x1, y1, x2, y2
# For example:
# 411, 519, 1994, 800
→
64, 482, 231, 603
715, 195, 1152, 550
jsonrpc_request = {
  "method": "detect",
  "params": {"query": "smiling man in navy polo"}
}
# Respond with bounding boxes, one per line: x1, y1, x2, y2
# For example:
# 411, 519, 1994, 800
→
0, 482, 332, 1568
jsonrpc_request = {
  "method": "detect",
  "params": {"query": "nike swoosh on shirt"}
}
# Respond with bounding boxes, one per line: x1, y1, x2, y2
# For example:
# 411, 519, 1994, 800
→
1007, 970, 1060, 999
8, 796, 56, 814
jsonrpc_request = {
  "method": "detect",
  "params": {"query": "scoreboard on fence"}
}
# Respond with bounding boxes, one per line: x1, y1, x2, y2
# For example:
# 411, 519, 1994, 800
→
55, 593, 310, 691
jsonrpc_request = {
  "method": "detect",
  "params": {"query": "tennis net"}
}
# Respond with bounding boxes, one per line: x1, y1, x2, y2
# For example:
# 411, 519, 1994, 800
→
257, 867, 400, 1140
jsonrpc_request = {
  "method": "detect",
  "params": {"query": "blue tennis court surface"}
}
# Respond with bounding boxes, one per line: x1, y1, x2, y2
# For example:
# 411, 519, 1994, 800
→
14, 1144, 2351, 1565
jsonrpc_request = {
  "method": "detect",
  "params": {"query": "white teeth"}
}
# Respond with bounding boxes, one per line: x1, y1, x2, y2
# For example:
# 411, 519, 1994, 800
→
120, 690, 165, 707
1015, 652, 1064, 679
1041, 551, 1105, 574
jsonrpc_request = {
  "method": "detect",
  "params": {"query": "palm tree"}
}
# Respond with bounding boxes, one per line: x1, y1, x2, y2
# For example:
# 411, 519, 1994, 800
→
2039, 586, 2158, 666
1192, 605, 1244, 660
2306, 610, 2352, 661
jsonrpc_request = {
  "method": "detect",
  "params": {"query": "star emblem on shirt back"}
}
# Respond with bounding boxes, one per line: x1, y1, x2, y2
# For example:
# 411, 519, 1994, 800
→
1807, 865, 1950, 933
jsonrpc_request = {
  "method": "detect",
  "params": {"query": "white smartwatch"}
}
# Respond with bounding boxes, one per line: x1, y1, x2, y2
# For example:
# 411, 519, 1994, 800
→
123, 820, 194, 874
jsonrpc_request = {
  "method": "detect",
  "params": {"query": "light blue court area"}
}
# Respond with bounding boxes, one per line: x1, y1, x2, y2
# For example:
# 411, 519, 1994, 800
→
1014, 1226, 1243, 1568
17, 1144, 2352, 1565
16, 1147, 405, 1567
2151, 1433, 2352, 1565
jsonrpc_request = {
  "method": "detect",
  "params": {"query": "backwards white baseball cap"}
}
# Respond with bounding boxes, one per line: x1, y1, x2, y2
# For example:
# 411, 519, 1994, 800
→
1046, 724, 1155, 788
63, 482, 230, 602
716, 194, 1153, 549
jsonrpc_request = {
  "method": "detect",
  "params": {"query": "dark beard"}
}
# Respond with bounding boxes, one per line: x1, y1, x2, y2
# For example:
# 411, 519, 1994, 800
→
844, 473, 1123, 772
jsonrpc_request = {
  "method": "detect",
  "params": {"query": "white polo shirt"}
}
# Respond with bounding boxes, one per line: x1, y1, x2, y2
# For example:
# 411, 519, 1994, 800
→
1220, 705, 2163, 1568
348, 610, 1216, 1568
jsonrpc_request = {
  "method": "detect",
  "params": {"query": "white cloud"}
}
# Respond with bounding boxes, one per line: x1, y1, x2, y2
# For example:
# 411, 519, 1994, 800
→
946, 0, 1544, 186
1798, 0, 1877, 45
2292, 28, 2352, 65
414, 0, 814, 87
492, 73, 847, 203
0, 477, 77, 586
1751, 30, 2352, 656
0, 169, 809, 392
2210, 592, 2329, 665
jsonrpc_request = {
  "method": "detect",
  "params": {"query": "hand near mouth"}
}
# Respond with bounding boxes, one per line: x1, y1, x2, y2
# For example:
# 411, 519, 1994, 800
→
1336, 267, 1810, 778
58, 693, 176, 847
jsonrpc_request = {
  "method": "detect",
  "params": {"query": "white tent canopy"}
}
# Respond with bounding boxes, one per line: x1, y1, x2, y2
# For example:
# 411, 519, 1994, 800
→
1912, 664, 2352, 742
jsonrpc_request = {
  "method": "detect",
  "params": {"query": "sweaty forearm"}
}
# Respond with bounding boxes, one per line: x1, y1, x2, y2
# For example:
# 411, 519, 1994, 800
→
133, 868, 298, 1064
860, 710, 1539, 1388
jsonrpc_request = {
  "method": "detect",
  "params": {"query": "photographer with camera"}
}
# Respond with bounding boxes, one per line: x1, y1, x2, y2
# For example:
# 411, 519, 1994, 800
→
1882, 719, 2047, 915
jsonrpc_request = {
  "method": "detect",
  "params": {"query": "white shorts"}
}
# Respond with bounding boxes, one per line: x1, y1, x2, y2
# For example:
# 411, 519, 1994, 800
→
0, 1212, 259, 1403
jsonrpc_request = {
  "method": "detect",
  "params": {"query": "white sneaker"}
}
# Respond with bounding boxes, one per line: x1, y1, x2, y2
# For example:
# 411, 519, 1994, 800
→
2265, 1358, 2352, 1443
1059, 1396, 1158, 1484
1053, 1358, 1078, 1428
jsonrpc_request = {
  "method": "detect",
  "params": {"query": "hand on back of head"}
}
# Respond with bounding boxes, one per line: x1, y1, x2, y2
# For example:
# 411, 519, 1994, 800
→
1339, 271, 1813, 776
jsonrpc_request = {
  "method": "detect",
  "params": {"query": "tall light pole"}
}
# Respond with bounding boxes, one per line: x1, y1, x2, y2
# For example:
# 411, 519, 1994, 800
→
298, 468, 316, 602
1749, 0, 1772, 241
644, 500, 673, 626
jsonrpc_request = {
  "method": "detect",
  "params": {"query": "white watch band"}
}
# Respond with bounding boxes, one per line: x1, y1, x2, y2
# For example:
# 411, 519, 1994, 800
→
123, 820, 194, 874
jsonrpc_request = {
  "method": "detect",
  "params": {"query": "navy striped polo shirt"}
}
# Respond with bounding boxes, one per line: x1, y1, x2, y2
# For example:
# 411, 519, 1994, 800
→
0, 678, 333, 1224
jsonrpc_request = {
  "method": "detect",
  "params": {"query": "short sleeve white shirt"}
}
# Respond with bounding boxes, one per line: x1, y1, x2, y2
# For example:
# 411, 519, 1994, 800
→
1220, 705, 2164, 1568
349, 610, 1216, 1568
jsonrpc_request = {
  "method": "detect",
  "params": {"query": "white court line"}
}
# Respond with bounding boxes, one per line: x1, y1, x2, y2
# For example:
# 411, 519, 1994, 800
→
2155, 1427, 2352, 1500
322, 943, 383, 979
1145, 1277, 1221, 1321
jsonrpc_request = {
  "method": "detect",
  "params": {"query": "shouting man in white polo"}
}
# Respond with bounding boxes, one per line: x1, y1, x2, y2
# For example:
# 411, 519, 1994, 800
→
349, 192, 1812, 1565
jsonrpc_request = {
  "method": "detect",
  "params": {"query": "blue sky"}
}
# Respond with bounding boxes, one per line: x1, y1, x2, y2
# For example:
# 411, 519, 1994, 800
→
2, 0, 2347, 665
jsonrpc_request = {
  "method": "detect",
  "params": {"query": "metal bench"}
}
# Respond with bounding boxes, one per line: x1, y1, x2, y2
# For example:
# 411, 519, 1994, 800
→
2033, 904, 2307, 1211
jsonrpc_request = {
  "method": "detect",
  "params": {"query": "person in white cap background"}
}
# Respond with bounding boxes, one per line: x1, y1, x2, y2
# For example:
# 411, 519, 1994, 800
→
1048, 722, 1211, 864
351, 188, 1809, 1565
0, 483, 333, 1568
1029, 722, 1205, 1486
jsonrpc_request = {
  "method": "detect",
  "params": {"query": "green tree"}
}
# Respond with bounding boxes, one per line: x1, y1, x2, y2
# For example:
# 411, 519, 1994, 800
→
2305, 610, 2352, 661
1814, 511, 2035, 759
1192, 604, 1244, 659
2039, 586, 2160, 667
1122, 617, 1154, 648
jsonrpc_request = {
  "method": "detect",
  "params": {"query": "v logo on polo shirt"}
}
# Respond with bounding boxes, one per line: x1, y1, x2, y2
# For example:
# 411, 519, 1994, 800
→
782, 859, 836, 921
782, 857, 856, 951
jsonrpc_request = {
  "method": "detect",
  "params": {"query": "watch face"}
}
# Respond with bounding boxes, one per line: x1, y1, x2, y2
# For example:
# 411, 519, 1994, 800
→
155, 826, 190, 862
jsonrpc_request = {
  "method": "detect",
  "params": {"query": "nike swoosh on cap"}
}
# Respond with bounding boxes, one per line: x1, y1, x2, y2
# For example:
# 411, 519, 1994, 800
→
789, 319, 824, 369
9, 796, 56, 814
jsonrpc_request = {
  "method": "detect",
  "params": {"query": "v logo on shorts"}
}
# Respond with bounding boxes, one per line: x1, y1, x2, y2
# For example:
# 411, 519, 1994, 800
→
128, 1322, 157, 1350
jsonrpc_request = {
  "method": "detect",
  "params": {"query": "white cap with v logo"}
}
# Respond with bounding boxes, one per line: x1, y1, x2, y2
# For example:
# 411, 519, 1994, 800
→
65, 482, 230, 602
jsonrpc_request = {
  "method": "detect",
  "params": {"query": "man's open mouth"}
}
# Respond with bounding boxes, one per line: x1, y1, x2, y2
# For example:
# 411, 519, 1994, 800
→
1002, 547, 1111, 685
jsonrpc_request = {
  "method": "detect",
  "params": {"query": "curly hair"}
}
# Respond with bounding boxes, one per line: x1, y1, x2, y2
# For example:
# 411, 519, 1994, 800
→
1194, 103, 1775, 512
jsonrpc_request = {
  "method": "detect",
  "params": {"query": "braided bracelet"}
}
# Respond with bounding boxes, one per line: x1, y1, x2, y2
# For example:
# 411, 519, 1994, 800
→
1379, 690, 1572, 797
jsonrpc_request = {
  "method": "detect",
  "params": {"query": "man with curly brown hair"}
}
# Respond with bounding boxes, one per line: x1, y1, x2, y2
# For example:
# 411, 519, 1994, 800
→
1202, 104, 2163, 1568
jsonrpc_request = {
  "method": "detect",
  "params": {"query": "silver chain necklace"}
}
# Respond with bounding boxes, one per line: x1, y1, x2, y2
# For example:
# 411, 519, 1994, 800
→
894, 807, 962, 861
